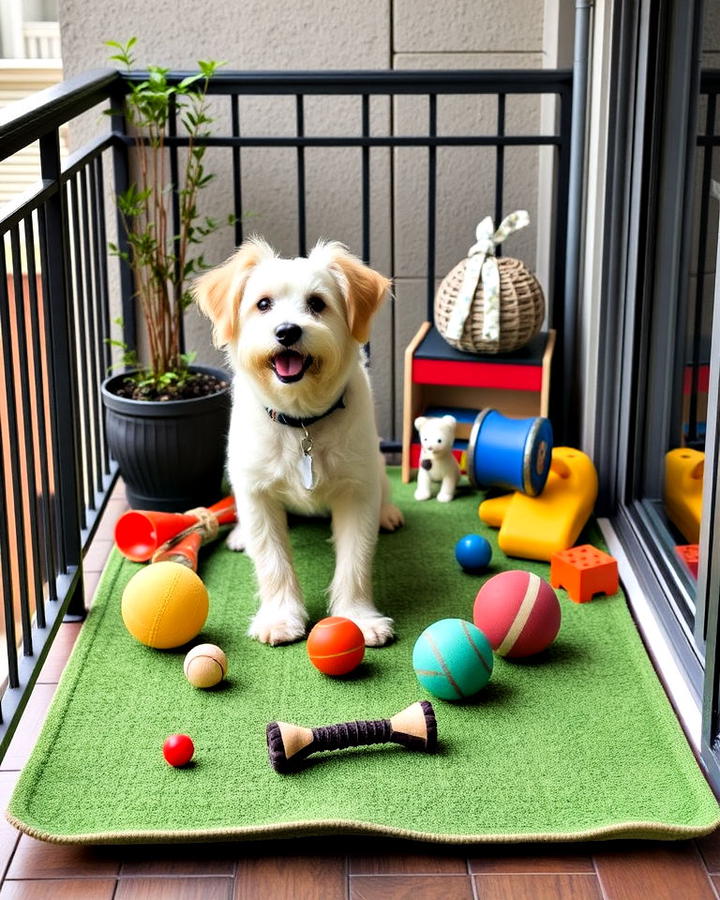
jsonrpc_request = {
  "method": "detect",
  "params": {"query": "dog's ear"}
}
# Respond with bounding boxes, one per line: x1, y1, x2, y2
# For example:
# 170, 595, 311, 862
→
193, 237, 277, 347
312, 241, 391, 343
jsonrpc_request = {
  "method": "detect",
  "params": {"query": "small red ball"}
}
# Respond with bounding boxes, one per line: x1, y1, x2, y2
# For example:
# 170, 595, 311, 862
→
306, 616, 365, 676
163, 733, 194, 767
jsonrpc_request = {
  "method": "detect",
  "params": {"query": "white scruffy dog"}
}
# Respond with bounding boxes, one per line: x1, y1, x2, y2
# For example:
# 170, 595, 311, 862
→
194, 237, 404, 647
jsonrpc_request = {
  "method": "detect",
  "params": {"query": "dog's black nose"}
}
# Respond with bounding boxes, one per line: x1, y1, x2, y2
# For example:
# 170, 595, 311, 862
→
275, 323, 302, 347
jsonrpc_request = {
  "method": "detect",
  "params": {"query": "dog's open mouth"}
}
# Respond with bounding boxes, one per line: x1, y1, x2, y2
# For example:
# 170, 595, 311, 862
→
272, 351, 314, 383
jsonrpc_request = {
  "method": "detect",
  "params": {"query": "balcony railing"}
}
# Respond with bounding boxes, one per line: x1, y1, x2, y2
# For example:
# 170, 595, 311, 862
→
0, 66, 575, 757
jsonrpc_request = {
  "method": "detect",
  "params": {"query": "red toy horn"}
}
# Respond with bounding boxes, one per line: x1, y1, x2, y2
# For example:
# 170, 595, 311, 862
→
115, 496, 236, 562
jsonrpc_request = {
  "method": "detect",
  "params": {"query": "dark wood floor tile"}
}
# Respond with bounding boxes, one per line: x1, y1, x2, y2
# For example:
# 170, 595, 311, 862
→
469, 842, 594, 874
1, 685, 57, 771
0, 772, 21, 879
234, 855, 346, 899
348, 838, 467, 874
36, 623, 81, 683
350, 874, 473, 900
0, 879, 117, 899
120, 842, 236, 876
6, 835, 122, 879
116, 877, 231, 900
698, 829, 720, 873
594, 841, 716, 899
472, 873, 602, 899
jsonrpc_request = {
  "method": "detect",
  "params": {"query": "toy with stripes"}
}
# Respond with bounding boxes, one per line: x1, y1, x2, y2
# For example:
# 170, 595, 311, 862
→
266, 701, 437, 773
473, 570, 561, 658
412, 618, 494, 700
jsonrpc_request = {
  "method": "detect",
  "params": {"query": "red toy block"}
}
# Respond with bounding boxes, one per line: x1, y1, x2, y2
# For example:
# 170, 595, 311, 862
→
675, 544, 699, 578
550, 544, 619, 604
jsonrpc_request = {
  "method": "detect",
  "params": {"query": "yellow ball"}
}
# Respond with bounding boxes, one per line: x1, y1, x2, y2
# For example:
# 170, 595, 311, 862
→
121, 561, 209, 649
183, 643, 228, 688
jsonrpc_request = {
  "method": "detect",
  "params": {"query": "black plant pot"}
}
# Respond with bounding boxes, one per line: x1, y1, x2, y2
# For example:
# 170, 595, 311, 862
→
101, 365, 232, 512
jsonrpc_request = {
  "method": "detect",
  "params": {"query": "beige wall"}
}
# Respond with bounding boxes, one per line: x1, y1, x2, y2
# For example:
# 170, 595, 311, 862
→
59, 0, 571, 439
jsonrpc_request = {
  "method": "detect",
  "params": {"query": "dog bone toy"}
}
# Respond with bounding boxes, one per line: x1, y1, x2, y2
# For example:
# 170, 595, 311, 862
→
266, 700, 437, 773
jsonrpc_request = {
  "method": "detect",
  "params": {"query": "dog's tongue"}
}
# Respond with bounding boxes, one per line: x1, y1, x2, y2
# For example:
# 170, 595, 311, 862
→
275, 351, 304, 378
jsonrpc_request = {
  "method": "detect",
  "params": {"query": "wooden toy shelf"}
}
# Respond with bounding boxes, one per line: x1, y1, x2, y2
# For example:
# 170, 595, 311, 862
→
402, 322, 555, 482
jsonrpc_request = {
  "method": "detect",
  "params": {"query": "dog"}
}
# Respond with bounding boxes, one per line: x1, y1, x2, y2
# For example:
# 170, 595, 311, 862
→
193, 237, 404, 647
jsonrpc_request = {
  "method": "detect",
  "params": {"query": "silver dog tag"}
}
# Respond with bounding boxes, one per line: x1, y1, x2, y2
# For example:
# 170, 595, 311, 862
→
300, 434, 315, 491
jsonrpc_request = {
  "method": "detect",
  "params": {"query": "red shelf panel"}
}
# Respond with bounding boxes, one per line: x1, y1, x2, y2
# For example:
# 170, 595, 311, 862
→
412, 358, 543, 391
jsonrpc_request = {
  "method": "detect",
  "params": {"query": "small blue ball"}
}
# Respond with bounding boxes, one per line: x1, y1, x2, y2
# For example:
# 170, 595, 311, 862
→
455, 534, 492, 572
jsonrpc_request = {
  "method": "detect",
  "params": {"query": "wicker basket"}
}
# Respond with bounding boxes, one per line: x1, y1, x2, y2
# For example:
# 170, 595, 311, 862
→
434, 256, 545, 354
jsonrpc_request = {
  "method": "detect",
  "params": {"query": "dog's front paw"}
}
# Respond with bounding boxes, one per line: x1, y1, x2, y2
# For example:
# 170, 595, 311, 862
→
413, 488, 431, 502
380, 502, 405, 530
247, 608, 307, 646
225, 524, 246, 552
353, 614, 395, 647
437, 491, 454, 503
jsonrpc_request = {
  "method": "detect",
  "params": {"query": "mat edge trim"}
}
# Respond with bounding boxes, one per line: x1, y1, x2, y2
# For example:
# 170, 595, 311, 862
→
6, 809, 720, 846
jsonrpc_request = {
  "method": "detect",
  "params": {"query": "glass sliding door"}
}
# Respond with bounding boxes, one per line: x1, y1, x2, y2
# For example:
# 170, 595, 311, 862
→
598, 0, 720, 788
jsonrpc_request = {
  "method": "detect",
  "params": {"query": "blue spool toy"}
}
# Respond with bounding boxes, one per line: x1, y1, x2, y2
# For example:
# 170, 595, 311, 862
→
467, 408, 553, 496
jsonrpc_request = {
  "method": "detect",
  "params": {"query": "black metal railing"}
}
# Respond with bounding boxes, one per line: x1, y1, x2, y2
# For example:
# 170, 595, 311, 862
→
0, 66, 575, 757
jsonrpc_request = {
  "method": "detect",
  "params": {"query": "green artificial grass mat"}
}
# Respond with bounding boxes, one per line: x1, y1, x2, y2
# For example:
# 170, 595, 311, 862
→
7, 471, 720, 844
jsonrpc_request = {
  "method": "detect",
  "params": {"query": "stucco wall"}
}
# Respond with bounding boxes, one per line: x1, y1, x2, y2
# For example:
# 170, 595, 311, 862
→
59, 0, 571, 439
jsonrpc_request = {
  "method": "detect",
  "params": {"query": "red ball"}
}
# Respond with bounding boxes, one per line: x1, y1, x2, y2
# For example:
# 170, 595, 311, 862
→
306, 616, 365, 676
163, 733, 194, 767
473, 570, 561, 658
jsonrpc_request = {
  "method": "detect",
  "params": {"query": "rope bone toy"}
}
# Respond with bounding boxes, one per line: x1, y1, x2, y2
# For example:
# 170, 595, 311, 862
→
266, 701, 437, 773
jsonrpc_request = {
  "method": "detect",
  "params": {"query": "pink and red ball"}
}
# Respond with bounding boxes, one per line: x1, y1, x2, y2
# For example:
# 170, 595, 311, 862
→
473, 570, 560, 658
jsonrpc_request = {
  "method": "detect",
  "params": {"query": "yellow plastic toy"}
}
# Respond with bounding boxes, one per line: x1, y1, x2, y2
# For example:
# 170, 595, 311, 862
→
664, 448, 704, 544
478, 447, 598, 562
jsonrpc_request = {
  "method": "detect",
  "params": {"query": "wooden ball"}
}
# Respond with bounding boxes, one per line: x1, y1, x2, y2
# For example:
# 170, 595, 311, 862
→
473, 570, 561, 658
183, 643, 228, 688
306, 616, 365, 676
121, 561, 208, 649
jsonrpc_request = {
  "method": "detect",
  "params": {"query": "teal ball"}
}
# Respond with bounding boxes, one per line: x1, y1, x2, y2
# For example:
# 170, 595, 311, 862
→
412, 618, 494, 701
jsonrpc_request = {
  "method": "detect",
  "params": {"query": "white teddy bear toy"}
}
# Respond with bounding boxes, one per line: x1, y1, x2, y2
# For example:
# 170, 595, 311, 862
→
414, 414, 461, 502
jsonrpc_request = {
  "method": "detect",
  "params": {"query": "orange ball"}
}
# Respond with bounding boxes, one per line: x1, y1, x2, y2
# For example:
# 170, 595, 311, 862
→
306, 616, 365, 676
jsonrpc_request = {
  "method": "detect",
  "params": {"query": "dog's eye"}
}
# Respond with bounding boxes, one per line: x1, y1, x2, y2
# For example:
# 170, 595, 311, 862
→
257, 297, 273, 312
307, 294, 326, 314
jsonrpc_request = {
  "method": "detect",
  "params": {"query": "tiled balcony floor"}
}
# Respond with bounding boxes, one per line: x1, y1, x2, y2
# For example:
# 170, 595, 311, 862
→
0, 481, 719, 899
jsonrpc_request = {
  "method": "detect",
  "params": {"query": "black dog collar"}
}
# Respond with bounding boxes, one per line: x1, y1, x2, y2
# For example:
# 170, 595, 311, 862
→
266, 394, 346, 428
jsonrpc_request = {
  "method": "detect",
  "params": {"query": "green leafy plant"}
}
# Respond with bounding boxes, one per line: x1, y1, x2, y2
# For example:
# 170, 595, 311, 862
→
106, 38, 233, 398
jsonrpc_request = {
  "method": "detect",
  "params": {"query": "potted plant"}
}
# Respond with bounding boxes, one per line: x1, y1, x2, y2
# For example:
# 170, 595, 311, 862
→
101, 39, 233, 512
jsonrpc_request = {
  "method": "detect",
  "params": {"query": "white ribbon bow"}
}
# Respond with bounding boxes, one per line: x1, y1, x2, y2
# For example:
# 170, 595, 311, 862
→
445, 210, 530, 344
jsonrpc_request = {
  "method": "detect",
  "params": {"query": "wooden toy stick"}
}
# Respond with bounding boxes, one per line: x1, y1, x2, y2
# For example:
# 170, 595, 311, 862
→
266, 701, 437, 773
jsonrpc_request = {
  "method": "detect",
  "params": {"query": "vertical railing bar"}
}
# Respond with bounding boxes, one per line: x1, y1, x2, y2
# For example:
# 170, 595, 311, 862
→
296, 94, 307, 257
689, 91, 717, 447
23, 212, 58, 606
80, 165, 103, 499
110, 88, 137, 359
91, 156, 111, 475
231, 95, 244, 246
169, 94, 184, 354
361, 94, 371, 265
36, 204, 66, 575
39, 129, 85, 619
426, 93, 437, 321
495, 93, 506, 254
68, 175, 91, 519
0, 234, 33, 656
10, 224, 46, 632
0, 390, 19, 692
